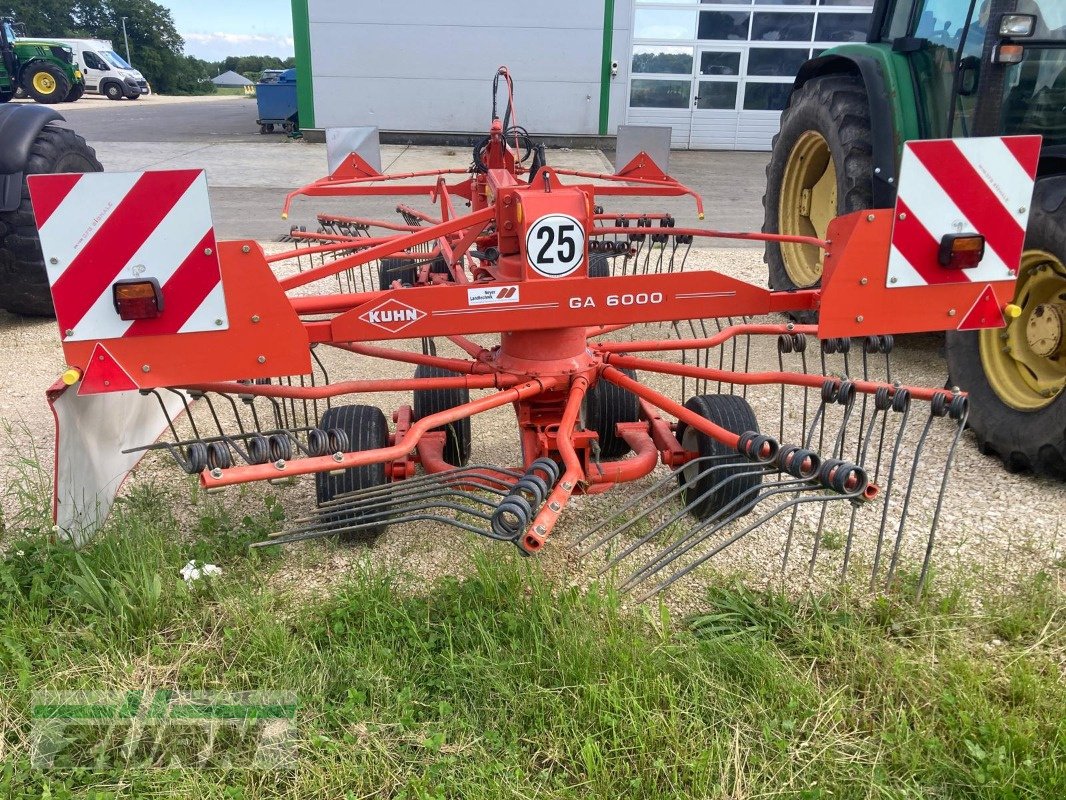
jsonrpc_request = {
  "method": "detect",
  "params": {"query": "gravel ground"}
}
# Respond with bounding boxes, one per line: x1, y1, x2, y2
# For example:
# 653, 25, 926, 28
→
2, 230, 1063, 614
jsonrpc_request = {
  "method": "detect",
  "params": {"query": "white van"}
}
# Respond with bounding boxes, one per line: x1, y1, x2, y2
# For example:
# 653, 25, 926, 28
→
48, 39, 149, 100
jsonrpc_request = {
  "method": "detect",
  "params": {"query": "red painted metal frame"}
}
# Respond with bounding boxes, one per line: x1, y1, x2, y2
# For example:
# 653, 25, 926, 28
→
53, 104, 1018, 552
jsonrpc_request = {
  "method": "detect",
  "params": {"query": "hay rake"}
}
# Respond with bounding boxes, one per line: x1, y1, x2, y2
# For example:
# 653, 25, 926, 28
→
32, 68, 1034, 598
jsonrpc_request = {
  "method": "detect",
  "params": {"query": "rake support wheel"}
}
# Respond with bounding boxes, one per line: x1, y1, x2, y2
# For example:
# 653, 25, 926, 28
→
316, 404, 391, 543
585, 367, 640, 459
676, 394, 762, 521
413, 364, 472, 466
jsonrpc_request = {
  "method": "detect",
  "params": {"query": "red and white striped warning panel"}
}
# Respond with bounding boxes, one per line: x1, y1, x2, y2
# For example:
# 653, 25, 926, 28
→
27, 169, 228, 341
887, 136, 1041, 288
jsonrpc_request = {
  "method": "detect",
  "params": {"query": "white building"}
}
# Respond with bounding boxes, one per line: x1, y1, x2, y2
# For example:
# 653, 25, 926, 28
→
291, 0, 874, 150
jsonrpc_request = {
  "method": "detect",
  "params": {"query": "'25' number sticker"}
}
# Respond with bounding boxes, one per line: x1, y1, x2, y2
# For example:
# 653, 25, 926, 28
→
526, 214, 585, 277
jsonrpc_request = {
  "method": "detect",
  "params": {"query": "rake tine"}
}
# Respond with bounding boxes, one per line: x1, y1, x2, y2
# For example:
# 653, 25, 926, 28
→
618, 473, 802, 592
841, 389, 892, 578
593, 462, 772, 570
633, 485, 866, 602
256, 508, 501, 548
869, 390, 913, 588
307, 466, 521, 513
572, 453, 737, 553
916, 396, 969, 596
884, 392, 953, 589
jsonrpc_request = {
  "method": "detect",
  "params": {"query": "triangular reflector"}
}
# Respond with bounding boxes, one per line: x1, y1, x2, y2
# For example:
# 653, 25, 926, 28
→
957, 284, 1006, 331
78, 343, 139, 395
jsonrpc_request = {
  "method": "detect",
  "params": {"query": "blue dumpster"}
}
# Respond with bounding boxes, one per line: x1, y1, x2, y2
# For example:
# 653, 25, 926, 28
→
256, 68, 298, 134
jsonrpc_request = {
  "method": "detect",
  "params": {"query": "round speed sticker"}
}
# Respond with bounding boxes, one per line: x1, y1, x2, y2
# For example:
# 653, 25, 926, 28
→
526, 213, 585, 277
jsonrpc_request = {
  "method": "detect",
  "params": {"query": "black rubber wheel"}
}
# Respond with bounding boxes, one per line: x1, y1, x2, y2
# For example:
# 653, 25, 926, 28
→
63, 83, 85, 103
315, 404, 391, 544
762, 74, 873, 321
675, 394, 762, 521
413, 364, 472, 467
103, 82, 124, 101
585, 367, 640, 459
0, 125, 103, 316
378, 257, 418, 289
945, 178, 1066, 479
588, 252, 610, 278
22, 64, 71, 104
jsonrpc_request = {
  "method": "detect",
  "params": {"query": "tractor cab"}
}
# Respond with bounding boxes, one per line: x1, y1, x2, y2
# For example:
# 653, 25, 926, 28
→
879, 0, 1065, 144
1, 20, 19, 83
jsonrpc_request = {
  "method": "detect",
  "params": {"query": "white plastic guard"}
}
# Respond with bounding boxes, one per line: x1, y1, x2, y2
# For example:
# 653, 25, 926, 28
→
48, 380, 187, 543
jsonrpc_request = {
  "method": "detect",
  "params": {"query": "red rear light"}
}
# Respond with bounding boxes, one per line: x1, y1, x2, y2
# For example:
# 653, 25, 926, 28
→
112, 279, 164, 320
938, 234, 985, 270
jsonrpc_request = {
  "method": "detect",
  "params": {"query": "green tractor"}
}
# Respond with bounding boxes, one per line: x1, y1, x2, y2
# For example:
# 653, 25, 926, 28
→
0, 18, 85, 104
764, 0, 1066, 478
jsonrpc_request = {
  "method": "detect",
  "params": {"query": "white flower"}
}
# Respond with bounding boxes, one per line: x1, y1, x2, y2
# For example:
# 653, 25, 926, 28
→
15, 550, 25, 557
180, 560, 222, 582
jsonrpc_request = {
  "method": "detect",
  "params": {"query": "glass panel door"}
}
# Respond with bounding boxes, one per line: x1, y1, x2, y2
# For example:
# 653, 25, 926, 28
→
690, 45, 744, 148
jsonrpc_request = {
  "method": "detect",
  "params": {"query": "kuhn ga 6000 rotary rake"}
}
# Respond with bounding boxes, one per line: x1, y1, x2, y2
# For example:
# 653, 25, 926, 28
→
32, 69, 1040, 598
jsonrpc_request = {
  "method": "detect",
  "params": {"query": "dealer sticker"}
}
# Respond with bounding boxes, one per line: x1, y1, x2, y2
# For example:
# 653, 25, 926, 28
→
467, 285, 521, 307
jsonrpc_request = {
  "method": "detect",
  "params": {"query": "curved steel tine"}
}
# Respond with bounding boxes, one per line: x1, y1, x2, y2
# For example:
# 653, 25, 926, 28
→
572, 453, 736, 552
592, 461, 770, 570
256, 508, 502, 549
884, 411, 939, 589
309, 466, 522, 512
283, 495, 499, 539
842, 400, 890, 577
618, 474, 808, 591
916, 404, 969, 596
633, 485, 866, 602
165, 388, 200, 440
869, 400, 913, 588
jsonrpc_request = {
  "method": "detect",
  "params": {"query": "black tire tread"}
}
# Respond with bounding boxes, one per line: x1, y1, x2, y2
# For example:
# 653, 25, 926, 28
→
585, 367, 640, 459
0, 125, 103, 316
22, 63, 71, 104
945, 178, 1066, 479
762, 74, 874, 299
676, 394, 762, 521
315, 404, 391, 543
413, 364, 472, 466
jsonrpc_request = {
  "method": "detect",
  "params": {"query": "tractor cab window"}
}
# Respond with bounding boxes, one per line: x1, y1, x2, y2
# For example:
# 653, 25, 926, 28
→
1, 21, 15, 44
83, 51, 108, 71
1001, 1, 1066, 146
886, 0, 983, 137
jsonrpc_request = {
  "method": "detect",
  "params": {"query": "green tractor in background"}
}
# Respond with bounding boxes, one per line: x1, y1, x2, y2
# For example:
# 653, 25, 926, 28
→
764, 0, 1066, 478
0, 18, 85, 104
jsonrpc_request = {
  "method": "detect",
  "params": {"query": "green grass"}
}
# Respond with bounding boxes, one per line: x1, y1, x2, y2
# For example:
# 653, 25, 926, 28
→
0, 483, 1063, 798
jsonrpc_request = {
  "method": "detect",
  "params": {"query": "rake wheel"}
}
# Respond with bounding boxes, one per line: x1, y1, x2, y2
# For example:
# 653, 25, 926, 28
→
316, 404, 391, 544
585, 367, 639, 459
676, 394, 762, 521
413, 364, 472, 466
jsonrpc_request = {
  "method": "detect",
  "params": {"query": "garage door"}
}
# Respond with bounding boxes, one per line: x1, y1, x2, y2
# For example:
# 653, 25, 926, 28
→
624, 1, 874, 151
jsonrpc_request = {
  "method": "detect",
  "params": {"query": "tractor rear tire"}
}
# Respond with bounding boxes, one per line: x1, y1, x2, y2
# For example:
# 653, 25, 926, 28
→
945, 178, 1066, 479
0, 125, 103, 317
676, 394, 762, 521
23, 64, 71, 104
413, 364, 472, 467
585, 367, 640, 459
63, 83, 85, 103
762, 74, 874, 315
315, 404, 391, 544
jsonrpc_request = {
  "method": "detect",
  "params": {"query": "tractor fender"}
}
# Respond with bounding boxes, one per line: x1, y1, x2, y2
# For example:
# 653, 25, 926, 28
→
1034, 172, 1066, 216
0, 104, 63, 212
792, 55, 899, 209
1036, 145, 1066, 182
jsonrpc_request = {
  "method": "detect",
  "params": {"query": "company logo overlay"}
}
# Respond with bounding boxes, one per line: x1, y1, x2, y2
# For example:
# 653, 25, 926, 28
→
467, 285, 520, 307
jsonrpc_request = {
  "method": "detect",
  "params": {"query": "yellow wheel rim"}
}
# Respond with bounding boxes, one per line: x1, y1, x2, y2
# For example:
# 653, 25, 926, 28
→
32, 72, 57, 94
778, 130, 837, 288
979, 249, 1066, 410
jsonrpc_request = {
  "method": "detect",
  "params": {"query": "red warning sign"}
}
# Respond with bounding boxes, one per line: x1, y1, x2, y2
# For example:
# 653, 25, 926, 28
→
957, 284, 1006, 331
78, 343, 139, 395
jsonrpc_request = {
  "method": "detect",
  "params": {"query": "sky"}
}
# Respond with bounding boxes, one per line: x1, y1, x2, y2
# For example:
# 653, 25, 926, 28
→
161, 1, 295, 61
